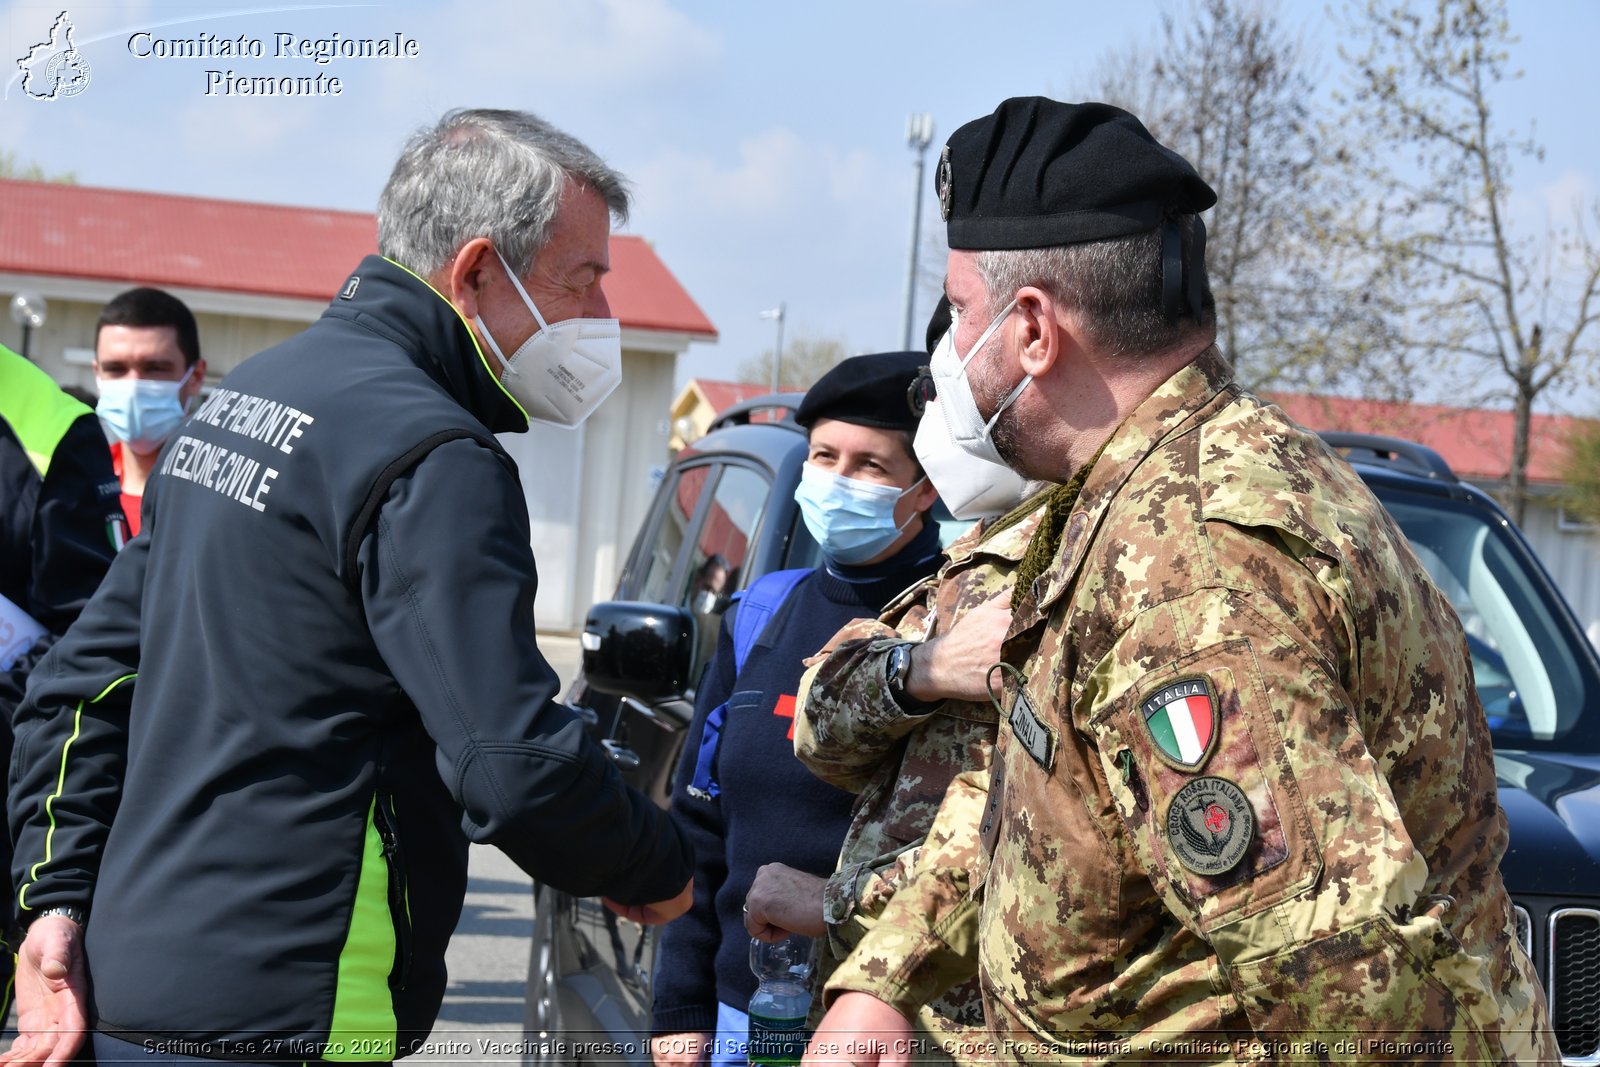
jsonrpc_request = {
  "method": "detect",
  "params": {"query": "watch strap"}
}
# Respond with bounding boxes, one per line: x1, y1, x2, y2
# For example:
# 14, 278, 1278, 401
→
32, 905, 87, 928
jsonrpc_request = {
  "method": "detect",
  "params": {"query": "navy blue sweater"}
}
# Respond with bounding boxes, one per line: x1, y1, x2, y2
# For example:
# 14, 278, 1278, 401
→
650, 522, 942, 1036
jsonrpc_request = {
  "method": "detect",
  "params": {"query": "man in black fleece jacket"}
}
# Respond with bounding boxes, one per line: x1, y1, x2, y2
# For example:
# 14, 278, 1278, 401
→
651, 352, 944, 1067
6, 109, 692, 1066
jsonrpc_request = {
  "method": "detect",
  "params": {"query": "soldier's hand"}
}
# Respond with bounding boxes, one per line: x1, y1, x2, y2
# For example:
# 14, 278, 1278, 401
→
0, 915, 89, 1067
802, 993, 914, 1066
603, 877, 693, 925
745, 863, 827, 941
650, 1031, 710, 1067
909, 593, 1013, 703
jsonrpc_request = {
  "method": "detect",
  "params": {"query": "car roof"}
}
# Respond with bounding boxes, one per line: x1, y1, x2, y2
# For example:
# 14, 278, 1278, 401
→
676, 392, 808, 472
1319, 430, 1498, 509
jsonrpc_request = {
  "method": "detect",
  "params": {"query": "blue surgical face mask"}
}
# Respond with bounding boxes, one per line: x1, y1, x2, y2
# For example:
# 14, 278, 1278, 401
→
97, 365, 195, 454
795, 462, 925, 565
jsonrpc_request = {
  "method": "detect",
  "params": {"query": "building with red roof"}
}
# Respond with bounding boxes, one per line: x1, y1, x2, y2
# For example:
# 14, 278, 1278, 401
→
667, 378, 791, 450
1268, 392, 1584, 486
0, 177, 717, 630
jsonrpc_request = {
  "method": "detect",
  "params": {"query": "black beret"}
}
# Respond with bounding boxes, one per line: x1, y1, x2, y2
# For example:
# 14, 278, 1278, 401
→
924, 295, 952, 356
938, 97, 1217, 251
795, 351, 929, 432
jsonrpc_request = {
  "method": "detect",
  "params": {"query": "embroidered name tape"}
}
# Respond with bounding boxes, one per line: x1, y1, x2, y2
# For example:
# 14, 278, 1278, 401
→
1009, 689, 1055, 771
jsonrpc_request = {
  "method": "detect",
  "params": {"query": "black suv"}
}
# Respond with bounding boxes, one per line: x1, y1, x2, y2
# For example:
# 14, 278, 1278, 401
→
523, 405, 1600, 1065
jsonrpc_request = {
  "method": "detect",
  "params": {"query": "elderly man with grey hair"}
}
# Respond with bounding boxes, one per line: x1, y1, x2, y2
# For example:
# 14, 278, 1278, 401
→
5, 108, 694, 1067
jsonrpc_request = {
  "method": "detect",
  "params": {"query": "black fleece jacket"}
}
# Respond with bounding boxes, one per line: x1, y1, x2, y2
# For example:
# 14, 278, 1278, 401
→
9, 257, 692, 1058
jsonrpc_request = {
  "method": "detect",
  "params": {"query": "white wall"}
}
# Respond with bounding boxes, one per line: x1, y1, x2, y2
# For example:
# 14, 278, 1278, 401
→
0, 276, 321, 394
499, 346, 677, 632
501, 420, 586, 632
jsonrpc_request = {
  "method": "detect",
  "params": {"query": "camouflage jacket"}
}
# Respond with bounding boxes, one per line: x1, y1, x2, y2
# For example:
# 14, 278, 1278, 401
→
794, 498, 1047, 1061
827, 348, 1557, 1065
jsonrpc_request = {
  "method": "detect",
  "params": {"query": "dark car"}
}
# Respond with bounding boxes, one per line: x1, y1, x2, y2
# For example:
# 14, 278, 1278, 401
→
524, 411, 1600, 1065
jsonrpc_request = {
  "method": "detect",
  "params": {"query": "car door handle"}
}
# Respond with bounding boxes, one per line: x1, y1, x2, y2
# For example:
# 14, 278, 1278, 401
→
601, 739, 641, 771
564, 703, 600, 727
620, 695, 695, 730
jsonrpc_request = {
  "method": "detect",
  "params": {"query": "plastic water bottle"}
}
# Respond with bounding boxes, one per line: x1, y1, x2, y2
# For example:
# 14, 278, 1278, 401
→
747, 934, 812, 1066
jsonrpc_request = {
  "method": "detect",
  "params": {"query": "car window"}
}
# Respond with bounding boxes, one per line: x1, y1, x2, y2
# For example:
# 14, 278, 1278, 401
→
684, 464, 773, 675
1378, 488, 1599, 752
635, 463, 713, 606
784, 508, 821, 570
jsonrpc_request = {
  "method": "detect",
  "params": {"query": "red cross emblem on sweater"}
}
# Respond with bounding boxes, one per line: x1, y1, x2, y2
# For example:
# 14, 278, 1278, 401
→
773, 694, 797, 740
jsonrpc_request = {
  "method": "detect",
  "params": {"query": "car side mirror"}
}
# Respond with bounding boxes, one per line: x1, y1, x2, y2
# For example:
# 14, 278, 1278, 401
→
580, 601, 695, 704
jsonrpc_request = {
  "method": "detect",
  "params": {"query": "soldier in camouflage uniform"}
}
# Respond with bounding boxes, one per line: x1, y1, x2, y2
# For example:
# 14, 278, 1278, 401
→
741, 300, 1048, 1065
781, 489, 1047, 1063
804, 97, 1557, 1067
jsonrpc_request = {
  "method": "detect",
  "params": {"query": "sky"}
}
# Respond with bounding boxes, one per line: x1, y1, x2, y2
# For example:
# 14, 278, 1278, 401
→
4, 0, 1599, 410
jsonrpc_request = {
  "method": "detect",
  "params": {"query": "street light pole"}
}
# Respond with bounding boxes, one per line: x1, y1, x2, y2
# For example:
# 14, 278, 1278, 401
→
901, 113, 935, 351
758, 303, 786, 392
10, 293, 48, 361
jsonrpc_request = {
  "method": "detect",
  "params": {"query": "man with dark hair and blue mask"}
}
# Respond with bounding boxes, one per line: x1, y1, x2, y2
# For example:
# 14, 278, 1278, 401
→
651, 352, 944, 1067
92, 286, 207, 537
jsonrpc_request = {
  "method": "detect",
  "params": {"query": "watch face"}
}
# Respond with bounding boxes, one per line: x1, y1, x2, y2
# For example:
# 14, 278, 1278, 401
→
889, 644, 911, 689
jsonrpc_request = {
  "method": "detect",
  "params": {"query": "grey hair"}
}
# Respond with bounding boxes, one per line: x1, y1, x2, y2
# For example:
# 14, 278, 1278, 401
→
377, 108, 630, 278
973, 216, 1213, 359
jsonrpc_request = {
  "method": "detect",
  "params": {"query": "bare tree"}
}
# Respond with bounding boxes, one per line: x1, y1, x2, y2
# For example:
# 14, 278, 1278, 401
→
1327, 0, 1600, 523
1079, 0, 1366, 393
737, 334, 850, 392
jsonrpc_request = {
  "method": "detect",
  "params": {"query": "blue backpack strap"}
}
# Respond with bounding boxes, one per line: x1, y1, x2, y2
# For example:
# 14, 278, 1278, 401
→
686, 568, 811, 800
730, 568, 811, 675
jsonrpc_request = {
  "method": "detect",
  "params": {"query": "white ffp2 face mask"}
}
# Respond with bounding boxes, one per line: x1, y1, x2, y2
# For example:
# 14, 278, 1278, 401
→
473, 246, 622, 429
928, 299, 1030, 467
913, 396, 1031, 521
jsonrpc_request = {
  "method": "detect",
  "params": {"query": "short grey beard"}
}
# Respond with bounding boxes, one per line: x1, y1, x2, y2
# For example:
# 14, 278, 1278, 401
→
969, 346, 1030, 476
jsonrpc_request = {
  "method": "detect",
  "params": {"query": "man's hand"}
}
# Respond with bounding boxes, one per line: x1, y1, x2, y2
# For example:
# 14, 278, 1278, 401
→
802, 993, 914, 1067
744, 863, 826, 941
604, 877, 694, 925
650, 1031, 711, 1067
907, 593, 1013, 703
0, 916, 89, 1067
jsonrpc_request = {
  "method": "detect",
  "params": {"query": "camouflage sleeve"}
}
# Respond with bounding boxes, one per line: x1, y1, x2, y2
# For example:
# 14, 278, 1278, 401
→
821, 725, 997, 961
820, 766, 988, 1019
1078, 568, 1533, 1057
793, 581, 937, 792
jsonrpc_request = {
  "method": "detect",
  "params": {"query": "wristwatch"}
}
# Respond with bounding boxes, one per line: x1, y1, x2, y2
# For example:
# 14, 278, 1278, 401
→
885, 642, 916, 699
32, 905, 87, 929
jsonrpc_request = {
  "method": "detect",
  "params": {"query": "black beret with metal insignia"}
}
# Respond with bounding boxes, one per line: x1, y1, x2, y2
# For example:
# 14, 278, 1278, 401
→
937, 97, 1217, 251
795, 351, 930, 432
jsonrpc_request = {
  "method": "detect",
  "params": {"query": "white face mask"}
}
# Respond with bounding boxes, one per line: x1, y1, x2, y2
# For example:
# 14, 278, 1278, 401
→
473, 246, 623, 429
913, 396, 1031, 521
928, 299, 1030, 467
